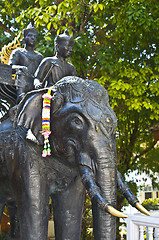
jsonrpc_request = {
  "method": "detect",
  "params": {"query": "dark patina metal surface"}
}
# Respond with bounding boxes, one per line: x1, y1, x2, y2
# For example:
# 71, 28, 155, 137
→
0, 76, 146, 240
0, 63, 13, 85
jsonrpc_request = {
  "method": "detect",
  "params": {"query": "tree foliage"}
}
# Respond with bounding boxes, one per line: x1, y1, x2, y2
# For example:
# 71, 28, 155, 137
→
142, 198, 159, 210
1, 0, 158, 177
0, 0, 159, 237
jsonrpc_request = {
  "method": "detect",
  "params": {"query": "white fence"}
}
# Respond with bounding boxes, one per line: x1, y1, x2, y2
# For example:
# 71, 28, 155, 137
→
126, 210, 159, 240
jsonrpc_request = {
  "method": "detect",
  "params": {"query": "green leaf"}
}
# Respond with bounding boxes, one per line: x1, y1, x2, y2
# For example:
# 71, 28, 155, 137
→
93, 3, 99, 13
47, 22, 52, 30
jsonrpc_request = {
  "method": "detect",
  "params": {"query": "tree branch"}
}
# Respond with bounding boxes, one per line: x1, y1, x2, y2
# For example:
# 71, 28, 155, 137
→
134, 141, 157, 161
80, 9, 93, 32
0, 22, 12, 34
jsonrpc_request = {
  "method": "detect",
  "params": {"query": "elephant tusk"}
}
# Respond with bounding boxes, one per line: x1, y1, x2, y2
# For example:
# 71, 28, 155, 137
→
105, 204, 128, 218
135, 202, 150, 216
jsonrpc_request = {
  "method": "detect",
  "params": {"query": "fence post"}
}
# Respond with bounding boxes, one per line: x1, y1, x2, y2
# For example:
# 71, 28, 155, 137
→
126, 216, 139, 240
147, 227, 153, 240
154, 228, 159, 240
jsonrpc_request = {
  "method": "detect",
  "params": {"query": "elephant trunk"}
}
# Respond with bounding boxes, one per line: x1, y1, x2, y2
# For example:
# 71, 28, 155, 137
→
79, 152, 121, 240
77, 147, 126, 240
80, 166, 127, 218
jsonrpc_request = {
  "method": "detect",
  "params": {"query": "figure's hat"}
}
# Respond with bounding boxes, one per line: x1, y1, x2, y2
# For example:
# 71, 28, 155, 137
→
55, 29, 74, 44
23, 23, 38, 37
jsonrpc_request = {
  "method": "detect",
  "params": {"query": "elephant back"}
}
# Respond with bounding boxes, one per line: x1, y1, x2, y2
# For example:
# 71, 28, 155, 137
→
15, 90, 45, 144
15, 76, 117, 146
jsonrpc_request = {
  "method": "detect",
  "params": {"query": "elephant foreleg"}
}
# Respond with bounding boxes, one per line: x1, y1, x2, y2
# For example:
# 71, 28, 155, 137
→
12, 162, 50, 240
52, 176, 85, 240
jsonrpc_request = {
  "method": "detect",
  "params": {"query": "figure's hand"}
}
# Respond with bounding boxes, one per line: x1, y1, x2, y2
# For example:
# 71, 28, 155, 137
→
15, 66, 28, 75
15, 65, 28, 73
19, 66, 28, 72
12, 65, 28, 74
34, 78, 43, 89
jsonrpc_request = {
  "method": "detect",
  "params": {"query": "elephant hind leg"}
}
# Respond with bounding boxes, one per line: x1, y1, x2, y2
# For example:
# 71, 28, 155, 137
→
0, 202, 5, 235
0, 202, 5, 219
7, 201, 20, 239
52, 176, 85, 240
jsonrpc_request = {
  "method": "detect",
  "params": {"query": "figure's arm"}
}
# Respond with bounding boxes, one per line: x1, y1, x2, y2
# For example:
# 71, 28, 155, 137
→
34, 59, 51, 89
72, 66, 77, 76
8, 50, 28, 73
69, 63, 77, 77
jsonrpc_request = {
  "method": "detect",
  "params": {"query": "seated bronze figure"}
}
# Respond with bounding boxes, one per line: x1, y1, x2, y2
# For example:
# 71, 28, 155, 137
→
34, 30, 77, 89
8, 23, 43, 101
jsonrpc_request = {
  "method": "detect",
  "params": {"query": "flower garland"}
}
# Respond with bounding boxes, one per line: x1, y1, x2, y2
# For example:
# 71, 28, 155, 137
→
41, 86, 54, 157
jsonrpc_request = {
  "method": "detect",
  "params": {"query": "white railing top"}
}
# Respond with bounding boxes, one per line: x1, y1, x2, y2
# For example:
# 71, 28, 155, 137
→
126, 210, 159, 240
127, 210, 159, 228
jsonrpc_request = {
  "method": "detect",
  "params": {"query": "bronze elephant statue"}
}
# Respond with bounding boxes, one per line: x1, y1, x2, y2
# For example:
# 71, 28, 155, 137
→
0, 76, 149, 240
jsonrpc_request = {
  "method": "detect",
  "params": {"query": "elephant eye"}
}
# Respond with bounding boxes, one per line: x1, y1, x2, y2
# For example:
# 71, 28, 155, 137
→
69, 116, 83, 129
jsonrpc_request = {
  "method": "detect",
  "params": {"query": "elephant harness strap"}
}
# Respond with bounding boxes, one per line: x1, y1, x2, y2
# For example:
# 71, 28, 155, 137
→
41, 86, 54, 157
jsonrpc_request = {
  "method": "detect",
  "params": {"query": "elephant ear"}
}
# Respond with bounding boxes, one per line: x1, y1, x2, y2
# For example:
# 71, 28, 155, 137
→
16, 89, 46, 145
